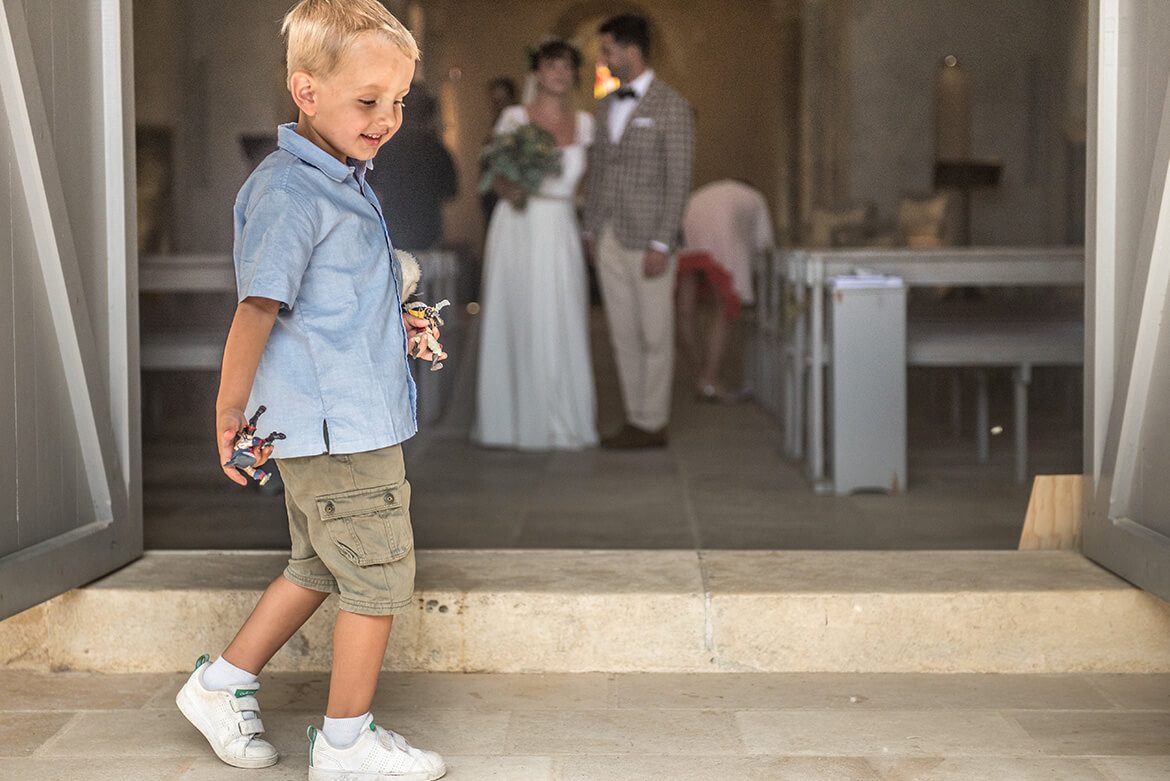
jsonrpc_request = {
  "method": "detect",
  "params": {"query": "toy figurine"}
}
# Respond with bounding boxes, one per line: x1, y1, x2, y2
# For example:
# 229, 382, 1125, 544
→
403, 298, 450, 371
397, 249, 450, 372
224, 405, 286, 486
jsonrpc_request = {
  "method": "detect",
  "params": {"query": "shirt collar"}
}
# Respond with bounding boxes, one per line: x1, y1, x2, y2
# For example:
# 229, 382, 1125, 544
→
277, 122, 371, 183
626, 69, 655, 99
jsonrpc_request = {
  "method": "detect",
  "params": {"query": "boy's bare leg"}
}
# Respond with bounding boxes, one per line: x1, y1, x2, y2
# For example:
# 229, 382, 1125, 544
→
327, 610, 394, 717
222, 575, 329, 673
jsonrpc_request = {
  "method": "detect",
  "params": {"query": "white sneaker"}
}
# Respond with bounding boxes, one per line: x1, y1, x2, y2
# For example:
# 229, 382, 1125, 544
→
176, 654, 279, 768
308, 714, 446, 780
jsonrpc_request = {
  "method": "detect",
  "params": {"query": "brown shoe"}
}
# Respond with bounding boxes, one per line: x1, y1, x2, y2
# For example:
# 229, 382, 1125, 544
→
601, 424, 668, 449
600, 424, 636, 449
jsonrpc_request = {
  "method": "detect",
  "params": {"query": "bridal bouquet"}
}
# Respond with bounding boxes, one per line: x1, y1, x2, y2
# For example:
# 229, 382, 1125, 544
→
478, 124, 562, 210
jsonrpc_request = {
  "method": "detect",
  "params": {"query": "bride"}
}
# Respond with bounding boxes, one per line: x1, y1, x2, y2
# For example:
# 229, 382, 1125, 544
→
473, 40, 598, 450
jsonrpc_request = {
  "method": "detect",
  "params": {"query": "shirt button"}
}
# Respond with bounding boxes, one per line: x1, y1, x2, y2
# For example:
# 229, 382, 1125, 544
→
324, 501, 335, 514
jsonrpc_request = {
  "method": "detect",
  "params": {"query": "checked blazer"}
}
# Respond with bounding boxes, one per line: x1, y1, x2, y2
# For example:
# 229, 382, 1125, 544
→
583, 77, 695, 252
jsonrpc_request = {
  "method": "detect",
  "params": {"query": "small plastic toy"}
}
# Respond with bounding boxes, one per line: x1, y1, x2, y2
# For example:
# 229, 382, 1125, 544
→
224, 405, 286, 485
403, 299, 450, 371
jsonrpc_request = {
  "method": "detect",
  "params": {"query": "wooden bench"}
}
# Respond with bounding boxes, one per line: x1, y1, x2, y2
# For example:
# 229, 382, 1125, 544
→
907, 319, 1083, 483
139, 254, 236, 373
777, 247, 1085, 489
140, 327, 228, 371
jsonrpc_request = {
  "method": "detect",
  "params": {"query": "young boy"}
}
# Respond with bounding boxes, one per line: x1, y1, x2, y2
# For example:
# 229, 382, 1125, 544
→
175, 2, 445, 778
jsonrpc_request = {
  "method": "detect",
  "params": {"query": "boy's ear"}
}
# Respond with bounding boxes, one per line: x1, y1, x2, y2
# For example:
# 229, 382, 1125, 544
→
289, 71, 317, 116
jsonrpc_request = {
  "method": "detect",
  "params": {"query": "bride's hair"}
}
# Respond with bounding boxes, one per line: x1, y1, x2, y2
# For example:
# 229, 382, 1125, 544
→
528, 39, 582, 76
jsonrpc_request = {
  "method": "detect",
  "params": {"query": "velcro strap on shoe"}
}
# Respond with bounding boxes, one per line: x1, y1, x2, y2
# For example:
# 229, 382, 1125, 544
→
230, 695, 261, 713
238, 717, 265, 736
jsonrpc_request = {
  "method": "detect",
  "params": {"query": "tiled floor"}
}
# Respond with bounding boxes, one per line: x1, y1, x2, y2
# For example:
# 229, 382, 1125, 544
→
1, 670, 1166, 780
143, 306, 1083, 550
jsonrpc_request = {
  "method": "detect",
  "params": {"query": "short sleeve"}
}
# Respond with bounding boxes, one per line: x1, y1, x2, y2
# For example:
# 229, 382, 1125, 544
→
493, 105, 527, 136
577, 111, 595, 147
235, 188, 317, 309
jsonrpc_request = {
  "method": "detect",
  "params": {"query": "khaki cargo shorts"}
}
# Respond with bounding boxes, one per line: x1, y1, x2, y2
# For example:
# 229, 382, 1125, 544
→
275, 444, 415, 615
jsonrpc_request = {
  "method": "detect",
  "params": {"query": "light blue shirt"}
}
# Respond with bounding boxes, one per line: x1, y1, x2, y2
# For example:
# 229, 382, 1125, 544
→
233, 123, 417, 458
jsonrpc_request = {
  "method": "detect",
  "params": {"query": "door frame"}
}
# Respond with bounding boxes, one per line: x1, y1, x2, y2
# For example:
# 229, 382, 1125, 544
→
1083, 0, 1170, 600
0, 0, 139, 620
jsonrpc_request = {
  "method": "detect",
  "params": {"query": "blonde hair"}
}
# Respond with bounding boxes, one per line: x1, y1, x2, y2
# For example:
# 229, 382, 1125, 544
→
282, 0, 419, 84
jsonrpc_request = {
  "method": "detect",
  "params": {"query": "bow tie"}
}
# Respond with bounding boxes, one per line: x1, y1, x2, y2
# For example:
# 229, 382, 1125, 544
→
613, 86, 637, 100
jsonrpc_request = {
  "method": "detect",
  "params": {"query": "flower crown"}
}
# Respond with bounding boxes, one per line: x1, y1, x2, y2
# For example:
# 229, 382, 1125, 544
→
526, 38, 582, 72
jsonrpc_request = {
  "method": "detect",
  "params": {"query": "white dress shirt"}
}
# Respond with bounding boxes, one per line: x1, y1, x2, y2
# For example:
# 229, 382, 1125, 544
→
607, 69, 655, 144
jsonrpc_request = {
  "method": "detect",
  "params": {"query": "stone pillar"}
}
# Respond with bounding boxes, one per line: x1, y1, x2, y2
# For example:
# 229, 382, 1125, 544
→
798, 0, 852, 239
770, 1, 803, 241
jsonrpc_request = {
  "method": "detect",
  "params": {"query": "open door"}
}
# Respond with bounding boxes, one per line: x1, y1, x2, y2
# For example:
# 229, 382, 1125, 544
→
0, 0, 139, 620
1084, 0, 1170, 600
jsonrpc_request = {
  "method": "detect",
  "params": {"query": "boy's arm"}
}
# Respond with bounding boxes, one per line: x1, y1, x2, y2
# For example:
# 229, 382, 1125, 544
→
216, 296, 282, 485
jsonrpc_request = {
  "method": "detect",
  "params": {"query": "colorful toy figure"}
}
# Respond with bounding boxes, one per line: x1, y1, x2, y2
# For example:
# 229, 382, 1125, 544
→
224, 405, 286, 486
403, 299, 450, 371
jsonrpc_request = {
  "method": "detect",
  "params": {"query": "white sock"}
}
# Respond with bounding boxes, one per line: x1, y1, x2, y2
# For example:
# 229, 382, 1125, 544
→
201, 656, 258, 691
323, 712, 371, 748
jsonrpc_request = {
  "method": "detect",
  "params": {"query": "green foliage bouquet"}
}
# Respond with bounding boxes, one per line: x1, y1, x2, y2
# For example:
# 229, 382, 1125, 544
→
478, 124, 562, 210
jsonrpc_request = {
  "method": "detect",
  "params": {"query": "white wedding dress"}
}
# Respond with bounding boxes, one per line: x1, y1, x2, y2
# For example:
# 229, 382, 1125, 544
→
473, 105, 599, 450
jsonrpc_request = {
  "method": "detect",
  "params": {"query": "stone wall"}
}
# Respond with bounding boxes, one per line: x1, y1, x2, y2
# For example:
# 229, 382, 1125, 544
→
133, 0, 1082, 253
839, 0, 1086, 245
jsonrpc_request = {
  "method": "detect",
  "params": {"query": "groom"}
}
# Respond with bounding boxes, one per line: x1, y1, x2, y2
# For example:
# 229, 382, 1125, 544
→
584, 14, 695, 449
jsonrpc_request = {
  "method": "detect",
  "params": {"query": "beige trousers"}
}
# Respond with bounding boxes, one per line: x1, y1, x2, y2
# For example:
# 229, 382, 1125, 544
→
596, 226, 676, 431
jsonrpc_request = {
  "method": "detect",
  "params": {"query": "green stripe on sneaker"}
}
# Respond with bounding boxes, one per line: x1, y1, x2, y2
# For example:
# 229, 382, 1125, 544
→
234, 688, 259, 697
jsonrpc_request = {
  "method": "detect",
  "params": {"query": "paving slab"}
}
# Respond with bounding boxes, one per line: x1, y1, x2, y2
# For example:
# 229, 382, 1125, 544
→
3, 671, 1167, 781
1007, 711, 1170, 756
1093, 756, 1170, 781
735, 710, 1041, 757
603, 672, 1116, 711
867, 757, 1110, 780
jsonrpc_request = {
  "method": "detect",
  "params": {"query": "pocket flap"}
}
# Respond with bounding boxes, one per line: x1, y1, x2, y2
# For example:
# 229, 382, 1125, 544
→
316, 484, 403, 520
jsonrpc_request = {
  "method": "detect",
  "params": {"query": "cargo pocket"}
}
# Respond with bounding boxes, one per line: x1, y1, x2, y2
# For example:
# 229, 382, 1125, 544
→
315, 481, 413, 566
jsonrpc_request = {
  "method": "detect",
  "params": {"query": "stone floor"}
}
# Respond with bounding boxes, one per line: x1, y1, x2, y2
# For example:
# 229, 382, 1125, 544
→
1, 670, 1167, 780
17, 293, 1162, 779
142, 306, 1083, 550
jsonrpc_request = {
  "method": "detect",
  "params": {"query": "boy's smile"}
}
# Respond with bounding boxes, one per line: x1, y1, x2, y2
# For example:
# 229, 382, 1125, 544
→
291, 33, 416, 164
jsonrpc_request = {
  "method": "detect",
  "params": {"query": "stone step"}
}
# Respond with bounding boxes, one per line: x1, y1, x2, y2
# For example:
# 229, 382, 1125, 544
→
4, 550, 1169, 674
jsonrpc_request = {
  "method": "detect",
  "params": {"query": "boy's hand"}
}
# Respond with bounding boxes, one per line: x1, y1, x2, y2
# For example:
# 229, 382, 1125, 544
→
217, 407, 270, 486
403, 311, 444, 361
216, 297, 281, 485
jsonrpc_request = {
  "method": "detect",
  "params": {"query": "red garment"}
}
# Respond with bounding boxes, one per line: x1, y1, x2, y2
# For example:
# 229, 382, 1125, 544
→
677, 250, 742, 321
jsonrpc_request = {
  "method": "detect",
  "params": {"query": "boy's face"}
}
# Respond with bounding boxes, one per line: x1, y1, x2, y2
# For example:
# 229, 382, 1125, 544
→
291, 33, 415, 164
